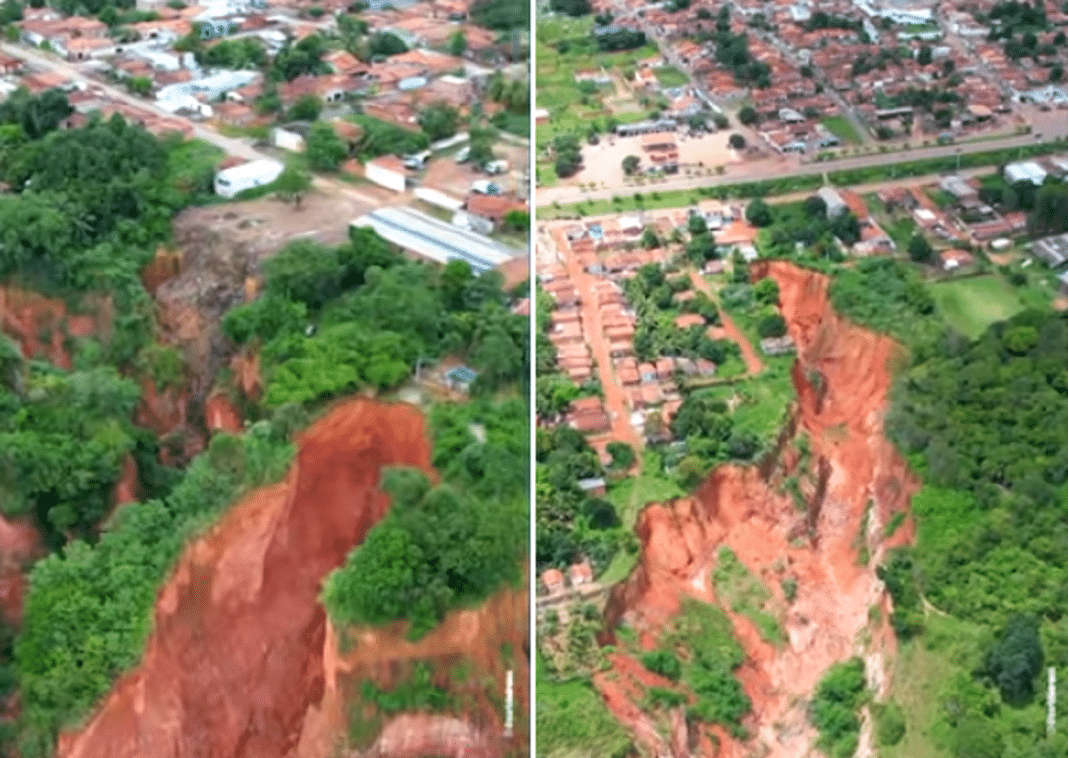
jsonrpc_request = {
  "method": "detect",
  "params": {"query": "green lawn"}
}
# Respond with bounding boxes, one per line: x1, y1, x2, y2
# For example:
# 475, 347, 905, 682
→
654, 65, 689, 88
607, 471, 684, 531
702, 356, 795, 451
822, 115, 863, 145
881, 615, 984, 758
931, 275, 1025, 340
536, 653, 633, 758
884, 216, 920, 252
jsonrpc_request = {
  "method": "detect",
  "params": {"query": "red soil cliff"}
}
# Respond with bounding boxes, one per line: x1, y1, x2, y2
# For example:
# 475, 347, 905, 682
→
57, 399, 434, 758
598, 262, 917, 758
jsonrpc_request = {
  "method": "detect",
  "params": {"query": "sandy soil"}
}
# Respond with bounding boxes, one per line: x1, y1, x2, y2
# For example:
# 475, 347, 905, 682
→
422, 142, 528, 199
571, 131, 742, 188
177, 190, 374, 253
595, 261, 917, 758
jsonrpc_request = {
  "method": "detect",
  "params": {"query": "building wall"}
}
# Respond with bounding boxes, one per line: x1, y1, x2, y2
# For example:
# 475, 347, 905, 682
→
366, 163, 405, 192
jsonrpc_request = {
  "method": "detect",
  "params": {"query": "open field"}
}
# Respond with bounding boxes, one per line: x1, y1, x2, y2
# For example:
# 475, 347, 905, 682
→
536, 14, 661, 184
822, 115, 863, 145
654, 65, 689, 88
931, 275, 1025, 339
567, 131, 740, 188
537, 653, 633, 758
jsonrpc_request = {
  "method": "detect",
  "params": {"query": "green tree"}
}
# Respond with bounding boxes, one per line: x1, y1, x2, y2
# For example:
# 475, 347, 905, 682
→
287, 94, 322, 122
448, 29, 466, 56
753, 277, 779, 306
368, 31, 408, 57
622, 154, 641, 175
745, 198, 773, 227
273, 165, 312, 208
917, 45, 933, 65
306, 121, 347, 171
756, 308, 787, 338
728, 133, 746, 149
907, 232, 934, 262
737, 105, 757, 125
606, 441, 635, 470
417, 101, 460, 142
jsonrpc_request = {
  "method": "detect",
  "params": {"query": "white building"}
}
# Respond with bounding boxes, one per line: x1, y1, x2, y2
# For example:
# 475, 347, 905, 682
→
1004, 161, 1048, 186
352, 207, 520, 274
817, 186, 847, 218
213, 159, 284, 198
364, 156, 407, 193
157, 70, 258, 104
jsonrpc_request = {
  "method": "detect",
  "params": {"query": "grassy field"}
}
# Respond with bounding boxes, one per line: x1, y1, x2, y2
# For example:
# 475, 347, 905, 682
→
598, 462, 684, 584
702, 356, 795, 451
881, 615, 984, 758
822, 115, 863, 145
711, 546, 785, 644
654, 65, 689, 88
930, 275, 1025, 339
537, 652, 633, 758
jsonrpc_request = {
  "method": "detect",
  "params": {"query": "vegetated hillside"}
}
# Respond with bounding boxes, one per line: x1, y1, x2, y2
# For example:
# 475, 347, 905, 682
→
882, 308, 1068, 757
826, 255, 1068, 757
0, 86, 530, 756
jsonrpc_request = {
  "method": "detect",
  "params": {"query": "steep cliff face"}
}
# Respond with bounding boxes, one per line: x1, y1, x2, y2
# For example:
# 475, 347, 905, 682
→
57, 399, 434, 758
598, 262, 917, 758
298, 580, 529, 758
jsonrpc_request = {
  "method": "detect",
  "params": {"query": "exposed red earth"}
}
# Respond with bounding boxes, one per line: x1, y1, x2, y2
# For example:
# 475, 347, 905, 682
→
597, 262, 917, 757
56, 399, 437, 758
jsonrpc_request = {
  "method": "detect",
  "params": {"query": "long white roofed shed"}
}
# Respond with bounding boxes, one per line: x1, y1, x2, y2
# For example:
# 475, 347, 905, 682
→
351, 206, 521, 274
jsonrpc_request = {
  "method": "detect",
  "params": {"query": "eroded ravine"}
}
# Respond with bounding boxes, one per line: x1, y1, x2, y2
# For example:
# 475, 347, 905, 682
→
57, 399, 435, 758
598, 261, 917, 757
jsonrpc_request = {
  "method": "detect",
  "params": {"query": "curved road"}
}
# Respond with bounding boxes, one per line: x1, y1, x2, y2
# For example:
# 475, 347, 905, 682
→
0, 41, 385, 206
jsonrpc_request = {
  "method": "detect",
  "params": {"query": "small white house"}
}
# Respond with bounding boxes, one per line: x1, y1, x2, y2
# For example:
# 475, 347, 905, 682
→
213, 159, 284, 198
365, 156, 407, 193
1004, 161, 1048, 186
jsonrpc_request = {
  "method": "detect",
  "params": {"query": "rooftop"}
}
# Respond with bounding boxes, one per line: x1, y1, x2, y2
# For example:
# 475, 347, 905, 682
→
351, 206, 520, 274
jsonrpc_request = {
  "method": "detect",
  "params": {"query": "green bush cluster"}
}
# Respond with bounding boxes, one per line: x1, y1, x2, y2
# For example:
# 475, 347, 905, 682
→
322, 398, 528, 640
14, 422, 295, 754
809, 658, 867, 758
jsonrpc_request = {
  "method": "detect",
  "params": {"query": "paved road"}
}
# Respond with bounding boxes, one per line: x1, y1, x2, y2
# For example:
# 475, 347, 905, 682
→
538, 127, 1062, 206
0, 41, 385, 207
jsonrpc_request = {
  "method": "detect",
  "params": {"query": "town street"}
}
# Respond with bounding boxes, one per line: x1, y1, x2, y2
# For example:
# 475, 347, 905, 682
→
0, 41, 386, 208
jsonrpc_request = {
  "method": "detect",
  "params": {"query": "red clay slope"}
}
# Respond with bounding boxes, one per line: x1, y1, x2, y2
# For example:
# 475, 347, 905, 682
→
57, 399, 433, 758
598, 261, 917, 758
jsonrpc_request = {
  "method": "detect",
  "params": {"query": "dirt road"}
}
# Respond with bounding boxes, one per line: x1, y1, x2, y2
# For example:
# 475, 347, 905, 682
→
0, 42, 383, 208
688, 269, 765, 376
548, 229, 644, 452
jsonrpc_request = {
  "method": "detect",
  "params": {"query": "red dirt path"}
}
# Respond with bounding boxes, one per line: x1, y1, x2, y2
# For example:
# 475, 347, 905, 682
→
596, 261, 917, 757
687, 270, 764, 376
552, 228, 643, 452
